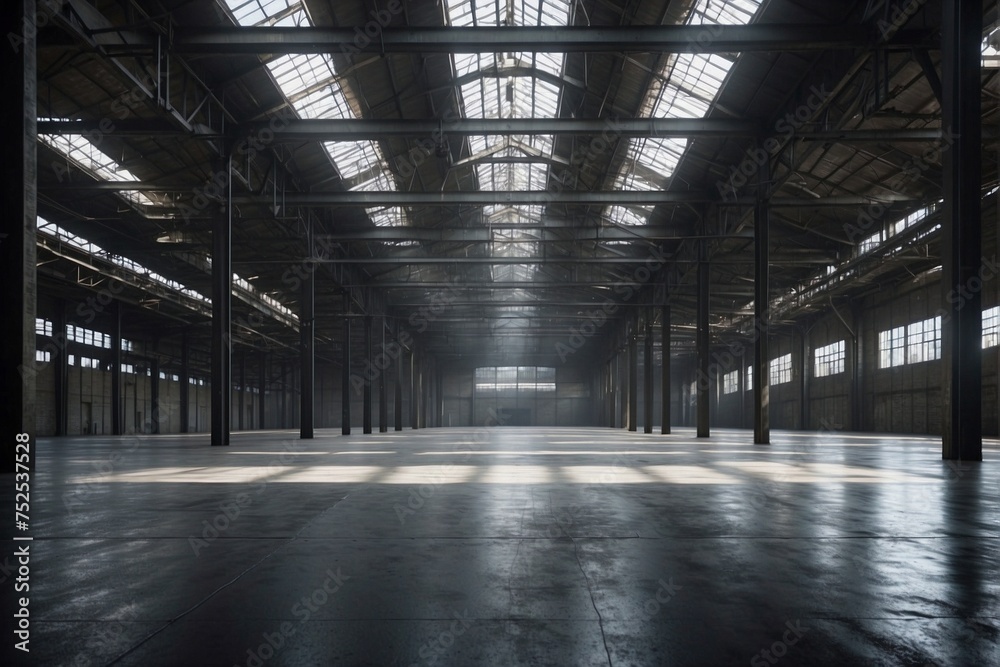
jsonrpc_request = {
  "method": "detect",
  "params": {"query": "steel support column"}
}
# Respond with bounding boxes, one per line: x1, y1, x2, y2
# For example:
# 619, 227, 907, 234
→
238, 353, 245, 431
342, 298, 351, 435
661, 305, 671, 435
1, 0, 37, 466
300, 267, 314, 439
379, 319, 388, 433
112, 301, 123, 435
180, 334, 190, 433
394, 343, 403, 431
754, 154, 771, 445
410, 348, 418, 430
258, 351, 266, 430
697, 241, 711, 439
211, 155, 232, 447
363, 315, 373, 434
54, 305, 69, 436
644, 312, 654, 434
941, 0, 982, 461
628, 319, 638, 432
150, 359, 160, 434
800, 330, 810, 430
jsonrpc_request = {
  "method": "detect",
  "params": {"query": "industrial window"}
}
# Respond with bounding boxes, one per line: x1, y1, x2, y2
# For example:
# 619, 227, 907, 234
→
66, 324, 111, 349
80, 356, 100, 369
814, 340, 846, 377
878, 326, 906, 368
769, 353, 792, 385
68, 354, 75, 366
35, 318, 53, 336
745, 365, 752, 391
906, 316, 941, 364
475, 366, 556, 393
36, 350, 51, 363
983, 307, 1000, 348
722, 370, 739, 395
122, 363, 135, 374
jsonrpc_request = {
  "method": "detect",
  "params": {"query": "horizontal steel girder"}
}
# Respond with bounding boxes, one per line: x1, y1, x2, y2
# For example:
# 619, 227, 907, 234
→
103, 26, 932, 55
34, 119, 954, 143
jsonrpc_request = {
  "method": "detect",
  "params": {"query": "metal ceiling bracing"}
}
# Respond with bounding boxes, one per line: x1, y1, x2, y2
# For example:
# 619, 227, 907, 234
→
33, 0, 1000, 373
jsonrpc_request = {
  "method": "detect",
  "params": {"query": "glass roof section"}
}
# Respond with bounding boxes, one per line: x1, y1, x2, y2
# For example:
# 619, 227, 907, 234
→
38, 126, 159, 212
445, 0, 571, 281
607, 0, 763, 226
38, 215, 298, 325
223, 0, 403, 227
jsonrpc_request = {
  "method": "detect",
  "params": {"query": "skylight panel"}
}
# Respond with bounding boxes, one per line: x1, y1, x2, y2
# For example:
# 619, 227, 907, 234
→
38, 131, 158, 210
606, 205, 651, 227
222, 0, 402, 226
605, 0, 763, 226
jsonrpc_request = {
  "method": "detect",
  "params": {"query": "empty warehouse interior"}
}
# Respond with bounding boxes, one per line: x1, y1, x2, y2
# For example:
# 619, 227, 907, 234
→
3, 0, 1000, 664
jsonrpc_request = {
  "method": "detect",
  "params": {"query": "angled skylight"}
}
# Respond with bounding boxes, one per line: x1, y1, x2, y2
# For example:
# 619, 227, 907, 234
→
445, 0, 571, 280
38, 216, 297, 326
222, 0, 404, 227
38, 125, 158, 211
606, 0, 763, 226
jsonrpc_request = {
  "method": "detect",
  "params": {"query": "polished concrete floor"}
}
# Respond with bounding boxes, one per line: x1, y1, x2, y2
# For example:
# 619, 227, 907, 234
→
6, 426, 1000, 666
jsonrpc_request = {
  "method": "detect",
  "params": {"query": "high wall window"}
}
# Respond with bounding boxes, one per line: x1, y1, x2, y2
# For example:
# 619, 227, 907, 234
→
36, 350, 51, 362
878, 326, 906, 368
745, 366, 752, 391
770, 353, 792, 385
907, 316, 941, 364
66, 324, 111, 349
35, 318, 53, 336
879, 317, 942, 368
814, 340, 846, 377
722, 370, 738, 395
475, 366, 556, 393
983, 306, 1000, 348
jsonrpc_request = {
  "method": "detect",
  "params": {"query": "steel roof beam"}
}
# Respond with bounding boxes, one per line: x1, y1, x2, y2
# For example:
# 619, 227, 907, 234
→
103, 26, 933, 55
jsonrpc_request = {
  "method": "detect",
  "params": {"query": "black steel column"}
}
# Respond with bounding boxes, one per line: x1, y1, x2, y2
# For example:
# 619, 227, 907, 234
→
1, 0, 37, 466
697, 240, 710, 438
363, 315, 373, 434
342, 297, 351, 435
661, 304, 671, 435
112, 301, 123, 435
394, 341, 403, 431
258, 351, 266, 430
54, 305, 69, 436
754, 151, 771, 445
628, 319, 638, 432
800, 330, 810, 430
410, 348, 418, 429
644, 312, 654, 434
941, 0, 982, 461
150, 359, 160, 434
211, 155, 232, 447
238, 353, 245, 431
300, 267, 314, 439
379, 318, 388, 432
180, 334, 190, 433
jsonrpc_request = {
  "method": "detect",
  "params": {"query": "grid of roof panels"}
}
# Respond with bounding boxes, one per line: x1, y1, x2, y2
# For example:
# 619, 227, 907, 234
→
223, 0, 403, 227
607, 0, 763, 226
